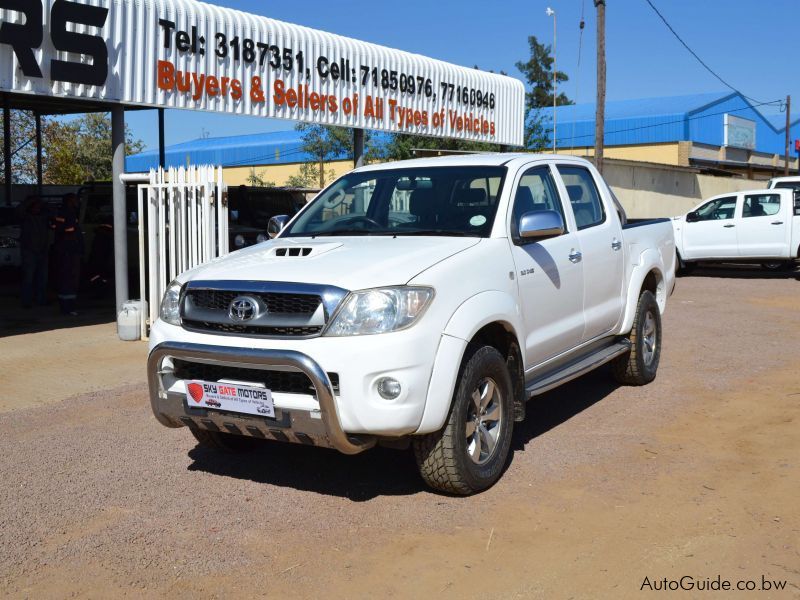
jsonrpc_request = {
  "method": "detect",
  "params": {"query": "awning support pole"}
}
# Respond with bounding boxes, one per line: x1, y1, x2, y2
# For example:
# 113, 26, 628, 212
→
158, 108, 166, 169
353, 128, 365, 168
4, 96, 11, 206
112, 107, 129, 314
35, 113, 43, 194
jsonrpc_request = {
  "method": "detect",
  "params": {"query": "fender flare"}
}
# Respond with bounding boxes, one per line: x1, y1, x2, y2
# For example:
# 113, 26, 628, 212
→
619, 248, 666, 334
416, 291, 523, 434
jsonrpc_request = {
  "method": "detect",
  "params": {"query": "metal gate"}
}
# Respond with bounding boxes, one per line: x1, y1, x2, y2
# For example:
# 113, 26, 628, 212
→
137, 166, 228, 339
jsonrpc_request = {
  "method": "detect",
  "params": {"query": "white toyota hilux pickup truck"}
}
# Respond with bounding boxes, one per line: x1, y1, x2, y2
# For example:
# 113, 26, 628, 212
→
148, 154, 676, 495
673, 187, 800, 272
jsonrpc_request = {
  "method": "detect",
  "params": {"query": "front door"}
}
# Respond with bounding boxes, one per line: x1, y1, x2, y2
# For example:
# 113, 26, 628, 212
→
509, 165, 585, 370
682, 196, 739, 259
737, 192, 789, 258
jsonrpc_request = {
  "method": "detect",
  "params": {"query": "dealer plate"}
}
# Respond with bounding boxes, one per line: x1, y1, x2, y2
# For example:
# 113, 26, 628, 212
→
184, 379, 275, 418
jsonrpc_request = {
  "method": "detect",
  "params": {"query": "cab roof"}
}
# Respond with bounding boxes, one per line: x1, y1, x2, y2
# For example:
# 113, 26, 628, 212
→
352, 152, 592, 172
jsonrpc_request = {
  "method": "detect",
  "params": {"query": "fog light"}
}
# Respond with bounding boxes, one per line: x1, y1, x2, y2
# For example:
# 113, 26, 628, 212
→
377, 377, 402, 400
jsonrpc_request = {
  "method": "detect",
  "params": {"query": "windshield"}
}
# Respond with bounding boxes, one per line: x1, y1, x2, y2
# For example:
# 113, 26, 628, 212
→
282, 166, 506, 238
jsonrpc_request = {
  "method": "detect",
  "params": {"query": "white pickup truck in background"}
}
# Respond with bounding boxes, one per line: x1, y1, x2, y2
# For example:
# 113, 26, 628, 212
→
673, 187, 800, 272
148, 154, 675, 495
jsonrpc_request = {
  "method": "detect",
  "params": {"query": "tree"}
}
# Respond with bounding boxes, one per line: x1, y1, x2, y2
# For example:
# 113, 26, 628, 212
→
286, 162, 336, 189
295, 123, 351, 188
44, 113, 144, 184
515, 35, 572, 149
246, 168, 276, 187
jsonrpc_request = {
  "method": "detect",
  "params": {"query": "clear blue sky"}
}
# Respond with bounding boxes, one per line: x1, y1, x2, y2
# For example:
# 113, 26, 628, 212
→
126, 0, 800, 150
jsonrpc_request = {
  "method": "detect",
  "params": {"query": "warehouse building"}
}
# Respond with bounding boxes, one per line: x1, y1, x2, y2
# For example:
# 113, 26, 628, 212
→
543, 91, 799, 178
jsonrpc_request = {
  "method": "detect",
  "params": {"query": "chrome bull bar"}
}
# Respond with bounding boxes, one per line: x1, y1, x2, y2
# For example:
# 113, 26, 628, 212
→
147, 341, 375, 455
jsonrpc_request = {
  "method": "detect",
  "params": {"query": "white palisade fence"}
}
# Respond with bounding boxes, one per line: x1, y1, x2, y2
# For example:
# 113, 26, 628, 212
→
138, 166, 228, 339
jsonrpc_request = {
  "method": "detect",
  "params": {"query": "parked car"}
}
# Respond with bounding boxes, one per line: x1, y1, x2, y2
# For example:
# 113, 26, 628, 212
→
673, 188, 800, 272
147, 154, 676, 495
768, 175, 800, 193
0, 206, 21, 269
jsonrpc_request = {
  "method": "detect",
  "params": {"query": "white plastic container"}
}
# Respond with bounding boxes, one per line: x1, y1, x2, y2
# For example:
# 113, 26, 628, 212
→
118, 300, 147, 341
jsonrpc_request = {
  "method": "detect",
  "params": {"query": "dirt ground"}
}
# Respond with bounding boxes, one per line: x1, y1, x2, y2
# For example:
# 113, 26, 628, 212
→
0, 267, 798, 599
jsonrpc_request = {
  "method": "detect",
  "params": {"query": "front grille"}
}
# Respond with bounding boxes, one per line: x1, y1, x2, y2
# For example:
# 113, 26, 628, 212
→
173, 359, 340, 395
187, 289, 321, 314
182, 320, 323, 337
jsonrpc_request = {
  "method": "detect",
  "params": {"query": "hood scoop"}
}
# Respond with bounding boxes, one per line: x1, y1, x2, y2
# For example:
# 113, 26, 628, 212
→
269, 241, 342, 258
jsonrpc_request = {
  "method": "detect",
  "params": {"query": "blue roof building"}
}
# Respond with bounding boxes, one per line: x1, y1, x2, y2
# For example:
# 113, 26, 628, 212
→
541, 92, 799, 177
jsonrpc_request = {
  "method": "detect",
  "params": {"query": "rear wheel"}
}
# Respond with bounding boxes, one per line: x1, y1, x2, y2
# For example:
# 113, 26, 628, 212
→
413, 346, 514, 495
612, 290, 661, 386
190, 428, 260, 452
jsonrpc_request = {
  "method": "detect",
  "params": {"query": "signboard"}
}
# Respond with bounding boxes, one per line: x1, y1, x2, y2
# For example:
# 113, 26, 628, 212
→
0, 0, 525, 146
723, 114, 756, 150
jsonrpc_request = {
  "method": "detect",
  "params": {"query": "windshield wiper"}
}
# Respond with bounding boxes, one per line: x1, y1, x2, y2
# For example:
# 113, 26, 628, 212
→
308, 229, 381, 237
391, 229, 472, 237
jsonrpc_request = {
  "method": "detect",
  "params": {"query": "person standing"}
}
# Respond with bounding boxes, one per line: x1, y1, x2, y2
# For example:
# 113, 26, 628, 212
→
17, 195, 50, 308
51, 193, 84, 316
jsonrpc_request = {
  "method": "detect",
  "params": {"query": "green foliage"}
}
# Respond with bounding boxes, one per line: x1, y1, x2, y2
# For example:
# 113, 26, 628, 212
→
246, 168, 277, 187
515, 35, 572, 150
285, 162, 336, 189
0, 111, 146, 185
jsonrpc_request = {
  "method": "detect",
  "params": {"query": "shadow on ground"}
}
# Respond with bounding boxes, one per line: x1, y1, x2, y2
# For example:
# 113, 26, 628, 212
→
684, 263, 799, 280
186, 366, 621, 500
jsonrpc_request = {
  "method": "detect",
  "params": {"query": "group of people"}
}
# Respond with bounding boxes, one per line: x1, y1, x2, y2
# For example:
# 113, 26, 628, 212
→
17, 193, 85, 316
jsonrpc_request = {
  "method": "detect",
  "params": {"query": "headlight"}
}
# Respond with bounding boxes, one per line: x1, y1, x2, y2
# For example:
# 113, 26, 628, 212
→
0, 236, 18, 248
324, 287, 434, 336
234, 234, 246, 248
159, 280, 183, 325
256, 233, 268, 243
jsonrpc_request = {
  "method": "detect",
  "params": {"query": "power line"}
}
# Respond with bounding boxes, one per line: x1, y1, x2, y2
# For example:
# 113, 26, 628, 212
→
643, 0, 782, 108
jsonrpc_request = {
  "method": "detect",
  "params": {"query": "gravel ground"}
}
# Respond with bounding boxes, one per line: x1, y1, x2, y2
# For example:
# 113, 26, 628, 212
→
1, 266, 798, 599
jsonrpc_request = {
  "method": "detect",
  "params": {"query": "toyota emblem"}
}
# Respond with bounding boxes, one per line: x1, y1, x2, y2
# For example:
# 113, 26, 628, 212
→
228, 296, 260, 322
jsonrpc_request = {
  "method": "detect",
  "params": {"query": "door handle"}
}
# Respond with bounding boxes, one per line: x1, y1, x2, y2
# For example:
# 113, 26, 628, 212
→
611, 238, 623, 251
723, 224, 735, 228
771, 221, 784, 225
568, 250, 582, 263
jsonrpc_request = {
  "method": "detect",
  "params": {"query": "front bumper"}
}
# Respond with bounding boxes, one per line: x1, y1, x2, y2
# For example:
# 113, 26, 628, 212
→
148, 341, 376, 454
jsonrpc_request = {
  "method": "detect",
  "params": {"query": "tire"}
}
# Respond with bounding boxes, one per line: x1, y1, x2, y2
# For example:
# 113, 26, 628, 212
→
612, 290, 661, 386
676, 253, 696, 276
190, 427, 260, 452
413, 346, 514, 495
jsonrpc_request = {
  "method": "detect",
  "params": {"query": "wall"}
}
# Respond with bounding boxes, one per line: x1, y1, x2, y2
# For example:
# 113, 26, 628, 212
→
603, 160, 762, 218
222, 160, 355, 187
556, 143, 683, 166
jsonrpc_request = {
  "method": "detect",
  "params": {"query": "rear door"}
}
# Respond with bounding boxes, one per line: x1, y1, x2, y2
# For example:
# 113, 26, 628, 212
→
737, 192, 789, 258
682, 196, 739, 259
509, 164, 585, 368
555, 164, 625, 342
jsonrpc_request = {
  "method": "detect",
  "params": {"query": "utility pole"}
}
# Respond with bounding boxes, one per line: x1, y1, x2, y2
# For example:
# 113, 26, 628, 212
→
546, 7, 557, 153
594, 0, 606, 174
784, 95, 791, 176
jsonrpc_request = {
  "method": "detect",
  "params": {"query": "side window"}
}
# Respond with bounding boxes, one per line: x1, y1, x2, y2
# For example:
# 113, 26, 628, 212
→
694, 197, 737, 221
743, 194, 780, 218
511, 166, 565, 238
556, 165, 606, 230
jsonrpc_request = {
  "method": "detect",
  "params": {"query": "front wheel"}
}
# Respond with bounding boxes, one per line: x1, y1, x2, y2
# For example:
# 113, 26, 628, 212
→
612, 290, 662, 386
413, 346, 514, 495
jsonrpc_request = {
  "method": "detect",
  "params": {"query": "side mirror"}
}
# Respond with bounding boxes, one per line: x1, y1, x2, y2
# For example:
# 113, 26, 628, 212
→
685, 211, 699, 223
267, 215, 289, 239
518, 210, 565, 242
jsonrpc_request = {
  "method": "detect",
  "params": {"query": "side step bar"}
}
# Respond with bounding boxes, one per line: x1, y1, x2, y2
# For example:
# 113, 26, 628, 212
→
525, 339, 632, 398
